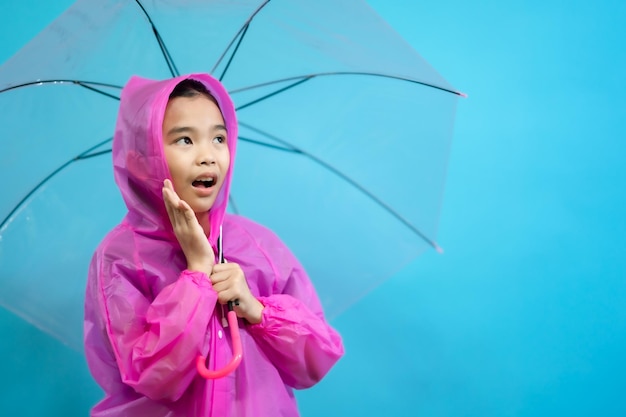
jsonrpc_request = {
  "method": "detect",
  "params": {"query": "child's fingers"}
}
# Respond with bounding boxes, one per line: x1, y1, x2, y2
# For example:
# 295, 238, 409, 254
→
163, 181, 190, 216
210, 265, 242, 286
178, 199, 197, 225
163, 180, 193, 226
162, 187, 180, 227
163, 186, 200, 237
162, 189, 176, 223
209, 269, 227, 284
212, 263, 236, 273
162, 180, 179, 205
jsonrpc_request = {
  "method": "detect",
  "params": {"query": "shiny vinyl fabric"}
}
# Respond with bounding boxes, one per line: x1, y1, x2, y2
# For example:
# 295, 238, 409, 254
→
84, 73, 344, 416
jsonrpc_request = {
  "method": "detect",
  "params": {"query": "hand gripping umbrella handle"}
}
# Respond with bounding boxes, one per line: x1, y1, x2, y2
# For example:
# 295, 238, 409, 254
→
196, 300, 243, 379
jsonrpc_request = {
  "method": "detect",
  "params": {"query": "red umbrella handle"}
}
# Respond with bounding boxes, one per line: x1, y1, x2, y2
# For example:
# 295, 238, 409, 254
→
196, 301, 243, 379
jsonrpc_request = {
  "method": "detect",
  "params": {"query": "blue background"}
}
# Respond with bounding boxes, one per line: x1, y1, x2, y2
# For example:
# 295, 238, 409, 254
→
1, 0, 625, 415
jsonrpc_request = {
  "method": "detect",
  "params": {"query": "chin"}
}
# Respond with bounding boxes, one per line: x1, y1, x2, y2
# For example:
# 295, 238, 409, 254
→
190, 202, 216, 214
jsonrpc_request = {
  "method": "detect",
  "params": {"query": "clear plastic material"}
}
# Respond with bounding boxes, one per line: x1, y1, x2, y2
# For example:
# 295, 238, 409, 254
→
0, 0, 462, 350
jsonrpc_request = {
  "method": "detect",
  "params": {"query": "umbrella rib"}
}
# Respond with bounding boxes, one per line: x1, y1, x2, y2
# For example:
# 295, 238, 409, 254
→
79, 149, 113, 159
218, 23, 250, 82
231, 71, 466, 99
236, 77, 312, 112
76, 82, 121, 101
238, 136, 299, 153
134, 0, 179, 77
0, 138, 114, 232
77, 137, 114, 158
210, 0, 271, 76
0, 160, 73, 232
238, 122, 443, 252
0, 80, 122, 96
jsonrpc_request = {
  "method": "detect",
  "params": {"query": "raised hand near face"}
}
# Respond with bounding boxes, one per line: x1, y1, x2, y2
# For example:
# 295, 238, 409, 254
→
162, 179, 215, 277
211, 262, 264, 324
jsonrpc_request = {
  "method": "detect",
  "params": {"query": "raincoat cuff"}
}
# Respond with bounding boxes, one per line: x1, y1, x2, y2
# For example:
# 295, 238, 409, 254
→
248, 295, 302, 331
181, 269, 212, 288
247, 296, 275, 330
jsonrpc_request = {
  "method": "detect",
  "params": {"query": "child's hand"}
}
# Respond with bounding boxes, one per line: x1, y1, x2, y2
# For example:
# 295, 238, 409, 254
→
162, 179, 214, 276
210, 262, 264, 324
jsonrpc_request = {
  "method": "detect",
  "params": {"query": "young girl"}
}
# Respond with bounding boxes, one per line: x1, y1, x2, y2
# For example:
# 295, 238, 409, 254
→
84, 73, 344, 416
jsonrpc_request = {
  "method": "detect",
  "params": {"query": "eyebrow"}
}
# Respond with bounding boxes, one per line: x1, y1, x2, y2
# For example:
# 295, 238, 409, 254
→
166, 124, 227, 136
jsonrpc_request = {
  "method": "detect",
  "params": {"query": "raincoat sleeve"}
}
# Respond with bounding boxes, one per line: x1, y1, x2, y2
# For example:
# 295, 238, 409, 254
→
91, 241, 218, 402
246, 234, 344, 389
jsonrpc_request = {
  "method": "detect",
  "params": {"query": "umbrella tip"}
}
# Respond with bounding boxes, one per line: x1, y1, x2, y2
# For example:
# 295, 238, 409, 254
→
434, 243, 444, 254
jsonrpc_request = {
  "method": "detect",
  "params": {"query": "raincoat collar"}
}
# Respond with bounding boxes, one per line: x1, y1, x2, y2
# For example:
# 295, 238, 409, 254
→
112, 73, 238, 249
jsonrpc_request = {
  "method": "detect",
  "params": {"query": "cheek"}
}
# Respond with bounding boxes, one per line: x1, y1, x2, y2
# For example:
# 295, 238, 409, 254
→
164, 156, 184, 185
216, 149, 230, 172
163, 149, 174, 173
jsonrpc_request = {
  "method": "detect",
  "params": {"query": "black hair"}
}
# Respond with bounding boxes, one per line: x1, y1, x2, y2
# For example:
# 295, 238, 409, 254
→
169, 78, 218, 105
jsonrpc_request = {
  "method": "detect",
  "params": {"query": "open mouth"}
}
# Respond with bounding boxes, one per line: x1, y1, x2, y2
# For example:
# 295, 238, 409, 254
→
192, 176, 216, 188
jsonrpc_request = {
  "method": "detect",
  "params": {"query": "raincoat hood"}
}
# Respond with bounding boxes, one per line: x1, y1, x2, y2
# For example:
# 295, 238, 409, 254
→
112, 73, 238, 248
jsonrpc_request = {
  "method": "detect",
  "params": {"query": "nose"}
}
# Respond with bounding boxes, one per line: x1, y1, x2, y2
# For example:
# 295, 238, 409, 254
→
197, 143, 216, 165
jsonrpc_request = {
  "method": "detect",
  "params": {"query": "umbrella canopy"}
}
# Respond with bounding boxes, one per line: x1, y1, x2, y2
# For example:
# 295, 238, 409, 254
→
0, 0, 462, 351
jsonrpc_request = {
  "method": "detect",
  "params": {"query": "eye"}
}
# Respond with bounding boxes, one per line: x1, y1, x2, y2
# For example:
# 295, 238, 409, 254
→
175, 136, 193, 145
213, 135, 226, 144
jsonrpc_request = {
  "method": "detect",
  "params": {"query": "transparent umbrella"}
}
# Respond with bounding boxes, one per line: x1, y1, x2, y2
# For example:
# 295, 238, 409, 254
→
0, 0, 463, 351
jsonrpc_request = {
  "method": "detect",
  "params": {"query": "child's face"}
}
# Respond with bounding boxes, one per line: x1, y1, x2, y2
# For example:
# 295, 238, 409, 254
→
162, 94, 230, 214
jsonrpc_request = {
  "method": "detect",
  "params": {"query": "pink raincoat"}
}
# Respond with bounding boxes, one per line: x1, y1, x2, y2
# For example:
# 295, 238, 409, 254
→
84, 73, 344, 416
